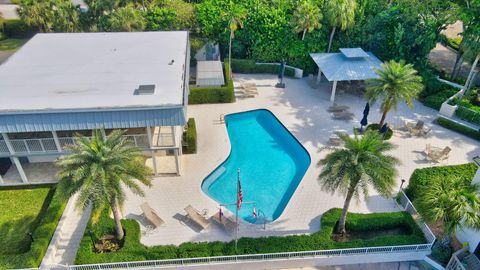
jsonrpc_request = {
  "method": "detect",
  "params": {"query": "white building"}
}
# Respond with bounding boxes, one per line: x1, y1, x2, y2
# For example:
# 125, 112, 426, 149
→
0, 31, 190, 184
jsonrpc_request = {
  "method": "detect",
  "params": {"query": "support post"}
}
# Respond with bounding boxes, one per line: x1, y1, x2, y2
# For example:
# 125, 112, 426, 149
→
146, 126, 153, 147
0, 173, 3, 184
174, 149, 180, 176
330, 80, 337, 103
172, 126, 181, 175
12, 156, 28, 183
1, 132, 15, 154
146, 127, 158, 176
151, 150, 158, 176
52, 130, 62, 152
171, 126, 176, 147
316, 71, 322, 83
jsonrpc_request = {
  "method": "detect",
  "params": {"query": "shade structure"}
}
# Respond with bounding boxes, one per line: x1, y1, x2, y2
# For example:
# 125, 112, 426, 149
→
310, 48, 383, 103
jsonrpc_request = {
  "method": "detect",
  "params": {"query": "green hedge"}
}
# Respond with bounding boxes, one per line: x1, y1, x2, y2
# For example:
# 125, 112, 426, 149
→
75, 208, 426, 264
231, 59, 296, 77
422, 88, 458, 110
366, 123, 393, 140
183, 118, 197, 154
0, 185, 67, 268
188, 61, 235, 104
2, 20, 37, 39
405, 163, 477, 202
436, 117, 480, 141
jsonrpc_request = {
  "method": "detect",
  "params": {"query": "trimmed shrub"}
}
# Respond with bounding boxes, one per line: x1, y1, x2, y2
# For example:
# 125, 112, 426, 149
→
405, 162, 477, 202
431, 241, 453, 265
75, 208, 426, 264
436, 117, 480, 141
3, 20, 36, 39
183, 118, 197, 154
0, 185, 67, 268
366, 123, 393, 140
188, 61, 235, 104
423, 88, 458, 110
231, 59, 296, 77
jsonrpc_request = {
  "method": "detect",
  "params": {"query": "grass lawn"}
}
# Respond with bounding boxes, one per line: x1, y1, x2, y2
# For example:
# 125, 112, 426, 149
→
0, 186, 53, 254
0, 185, 66, 268
0, 38, 28, 51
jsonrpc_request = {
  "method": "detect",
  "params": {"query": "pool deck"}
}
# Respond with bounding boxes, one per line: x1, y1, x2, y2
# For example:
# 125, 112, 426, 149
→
122, 74, 479, 247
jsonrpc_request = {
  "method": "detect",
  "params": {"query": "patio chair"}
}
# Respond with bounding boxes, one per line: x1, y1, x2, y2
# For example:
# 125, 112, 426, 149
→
212, 211, 237, 233
140, 202, 164, 228
184, 205, 210, 230
239, 79, 256, 88
426, 146, 451, 163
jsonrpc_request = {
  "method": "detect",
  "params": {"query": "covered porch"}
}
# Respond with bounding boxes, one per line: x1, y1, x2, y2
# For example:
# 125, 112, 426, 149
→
310, 48, 383, 103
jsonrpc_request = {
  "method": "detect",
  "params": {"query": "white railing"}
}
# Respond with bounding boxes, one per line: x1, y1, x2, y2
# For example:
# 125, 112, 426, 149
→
396, 190, 437, 244
0, 134, 173, 156
58, 244, 433, 270
446, 248, 469, 270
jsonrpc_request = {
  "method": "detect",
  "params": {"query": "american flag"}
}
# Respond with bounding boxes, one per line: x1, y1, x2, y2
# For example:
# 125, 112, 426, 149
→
252, 206, 257, 218
237, 179, 243, 210
219, 207, 223, 221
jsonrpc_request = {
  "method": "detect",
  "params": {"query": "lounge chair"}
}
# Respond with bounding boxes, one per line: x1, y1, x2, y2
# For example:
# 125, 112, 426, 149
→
140, 202, 164, 228
424, 145, 451, 162
327, 104, 350, 112
331, 111, 354, 120
239, 79, 256, 88
184, 205, 210, 230
212, 211, 237, 233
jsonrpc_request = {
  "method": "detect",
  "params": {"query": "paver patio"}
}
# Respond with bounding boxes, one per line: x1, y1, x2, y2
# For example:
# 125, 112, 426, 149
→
119, 74, 478, 247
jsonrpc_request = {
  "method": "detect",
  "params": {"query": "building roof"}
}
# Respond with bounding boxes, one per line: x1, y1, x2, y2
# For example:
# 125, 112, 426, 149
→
310, 48, 383, 82
0, 31, 189, 113
196, 60, 225, 86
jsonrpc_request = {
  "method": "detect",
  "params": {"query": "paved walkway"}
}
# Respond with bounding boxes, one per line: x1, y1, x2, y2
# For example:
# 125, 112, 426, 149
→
0, 4, 19, 20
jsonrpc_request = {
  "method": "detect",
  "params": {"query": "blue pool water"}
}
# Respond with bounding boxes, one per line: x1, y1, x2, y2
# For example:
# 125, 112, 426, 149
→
201, 109, 311, 223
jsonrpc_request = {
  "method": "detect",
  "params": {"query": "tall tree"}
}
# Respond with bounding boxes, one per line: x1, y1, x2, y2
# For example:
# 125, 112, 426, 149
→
225, 2, 247, 70
318, 131, 399, 235
290, 0, 322, 41
324, 0, 356, 52
459, 0, 480, 94
365, 60, 424, 127
57, 130, 152, 240
18, 0, 80, 33
416, 176, 480, 247
108, 4, 146, 32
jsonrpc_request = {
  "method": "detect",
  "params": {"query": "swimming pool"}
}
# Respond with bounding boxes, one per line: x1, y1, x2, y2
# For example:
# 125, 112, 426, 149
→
201, 109, 311, 223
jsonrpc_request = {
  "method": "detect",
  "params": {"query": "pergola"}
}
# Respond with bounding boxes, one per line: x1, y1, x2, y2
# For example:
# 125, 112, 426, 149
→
310, 48, 383, 103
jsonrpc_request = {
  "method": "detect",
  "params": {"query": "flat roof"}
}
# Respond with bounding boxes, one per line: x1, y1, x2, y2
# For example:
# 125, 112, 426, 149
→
0, 31, 189, 113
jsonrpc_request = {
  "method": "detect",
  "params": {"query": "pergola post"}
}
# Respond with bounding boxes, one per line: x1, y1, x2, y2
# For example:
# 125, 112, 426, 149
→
12, 157, 28, 183
330, 80, 338, 103
172, 126, 181, 175
52, 130, 62, 152
0, 173, 3, 184
146, 126, 158, 176
316, 70, 322, 83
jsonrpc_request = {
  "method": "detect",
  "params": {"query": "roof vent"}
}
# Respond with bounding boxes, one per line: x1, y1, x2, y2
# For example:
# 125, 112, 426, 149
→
168, 59, 175, 65
135, 84, 156, 95
340, 48, 369, 58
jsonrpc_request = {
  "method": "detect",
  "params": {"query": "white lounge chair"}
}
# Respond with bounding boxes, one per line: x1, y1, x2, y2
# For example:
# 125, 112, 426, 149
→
212, 211, 237, 233
184, 205, 210, 230
140, 202, 164, 228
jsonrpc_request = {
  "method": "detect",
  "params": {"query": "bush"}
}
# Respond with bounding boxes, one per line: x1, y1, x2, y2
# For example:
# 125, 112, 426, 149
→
3, 20, 36, 39
188, 61, 235, 104
431, 241, 453, 265
456, 106, 480, 125
231, 59, 296, 77
423, 88, 458, 110
436, 117, 480, 141
0, 185, 67, 268
405, 162, 477, 202
366, 123, 393, 140
183, 118, 197, 154
76, 208, 426, 264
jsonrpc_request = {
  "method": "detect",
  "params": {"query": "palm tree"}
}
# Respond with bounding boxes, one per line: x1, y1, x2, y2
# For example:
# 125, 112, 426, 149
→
416, 176, 480, 247
18, 0, 53, 32
365, 60, 424, 127
318, 131, 399, 235
324, 0, 356, 52
56, 130, 152, 240
108, 4, 146, 32
225, 3, 247, 71
290, 0, 322, 41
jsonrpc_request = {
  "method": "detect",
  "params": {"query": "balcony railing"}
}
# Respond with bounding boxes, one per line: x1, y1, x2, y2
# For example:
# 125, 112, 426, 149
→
0, 133, 175, 156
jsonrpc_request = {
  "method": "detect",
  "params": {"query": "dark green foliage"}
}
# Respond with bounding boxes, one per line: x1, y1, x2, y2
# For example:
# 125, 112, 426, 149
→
405, 162, 477, 201
422, 88, 458, 110
366, 123, 393, 140
183, 118, 197, 154
436, 117, 480, 141
2, 20, 36, 39
189, 61, 235, 104
0, 185, 67, 268
456, 106, 480, 125
144, 7, 176, 31
431, 241, 453, 265
231, 59, 296, 77
75, 208, 426, 264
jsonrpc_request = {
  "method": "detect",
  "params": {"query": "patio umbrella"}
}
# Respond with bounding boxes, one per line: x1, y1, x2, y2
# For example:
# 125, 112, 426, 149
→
276, 61, 286, 88
360, 103, 369, 131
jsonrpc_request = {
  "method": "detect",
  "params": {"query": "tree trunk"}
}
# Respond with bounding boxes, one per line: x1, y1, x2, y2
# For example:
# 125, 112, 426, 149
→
459, 53, 480, 100
302, 29, 306, 41
110, 199, 124, 240
327, 26, 336, 53
336, 187, 355, 235
379, 107, 389, 127
440, 234, 451, 248
451, 50, 464, 80
229, 29, 233, 72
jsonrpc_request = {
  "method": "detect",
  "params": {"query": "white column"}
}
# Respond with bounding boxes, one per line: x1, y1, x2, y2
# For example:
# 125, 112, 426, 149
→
12, 156, 28, 183
0, 173, 3, 184
171, 126, 176, 147
174, 149, 180, 176
1, 132, 15, 154
172, 126, 181, 175
146, 126, 153, 147
151, 150, 158, 176
52, 131, 62, 152
316, 71, 322, 83
330, 80, 337, 103
146, 127, 158, 176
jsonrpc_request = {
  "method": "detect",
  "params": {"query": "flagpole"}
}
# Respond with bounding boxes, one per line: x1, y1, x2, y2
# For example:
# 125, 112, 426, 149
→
235, 168, 239, 250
